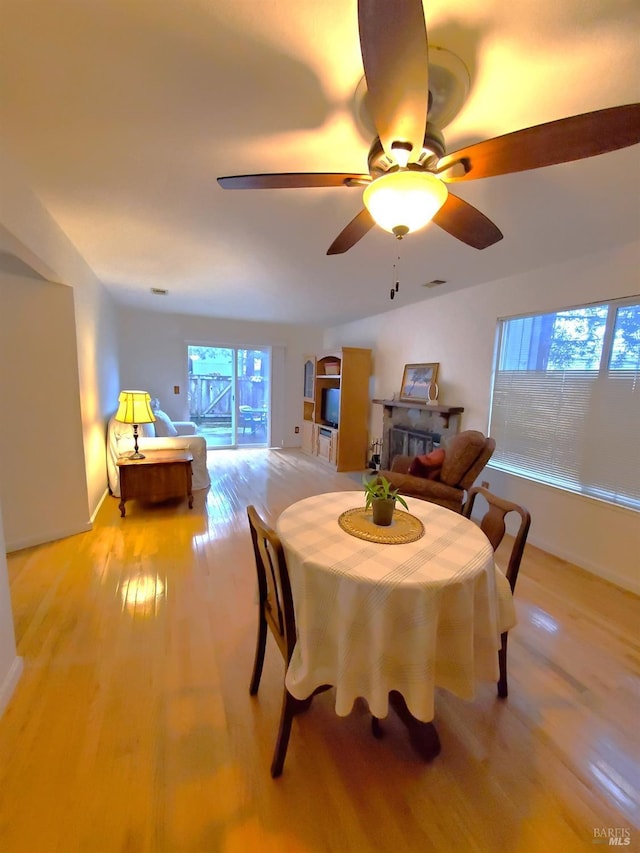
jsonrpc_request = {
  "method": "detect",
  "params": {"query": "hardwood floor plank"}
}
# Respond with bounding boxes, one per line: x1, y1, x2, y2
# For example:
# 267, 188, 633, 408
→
1, 448, 638, 852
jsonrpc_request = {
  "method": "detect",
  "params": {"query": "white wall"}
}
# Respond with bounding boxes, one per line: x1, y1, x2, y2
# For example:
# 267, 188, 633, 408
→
0, 143, 120, 715
0, 273, 90, 550
73, 275, 120, 513
0, 509, 22, 717
0, 142, 119, 517
324, 240, 640, 593
116, 307, 324, 448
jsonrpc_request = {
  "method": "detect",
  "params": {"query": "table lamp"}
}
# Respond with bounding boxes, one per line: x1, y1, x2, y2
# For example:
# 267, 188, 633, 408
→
115, 390, 156, 459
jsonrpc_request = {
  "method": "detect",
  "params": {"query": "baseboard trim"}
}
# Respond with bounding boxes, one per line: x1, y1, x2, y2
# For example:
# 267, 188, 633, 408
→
528, 533, 640, 596
6, 522, 92, 554
90, 488, 110, 523
0, 655, 24, 718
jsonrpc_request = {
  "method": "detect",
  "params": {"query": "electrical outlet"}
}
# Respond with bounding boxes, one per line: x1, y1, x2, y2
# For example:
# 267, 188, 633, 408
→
173, 385, 180, 394
294, 426, 300, 434
481, 480, 490, 489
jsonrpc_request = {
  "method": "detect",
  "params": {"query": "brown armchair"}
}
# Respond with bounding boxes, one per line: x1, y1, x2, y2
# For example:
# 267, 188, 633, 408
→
378, 430, 496, 513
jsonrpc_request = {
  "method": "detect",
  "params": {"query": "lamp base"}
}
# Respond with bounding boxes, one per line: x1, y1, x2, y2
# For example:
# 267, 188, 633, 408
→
131, 424, 145, 459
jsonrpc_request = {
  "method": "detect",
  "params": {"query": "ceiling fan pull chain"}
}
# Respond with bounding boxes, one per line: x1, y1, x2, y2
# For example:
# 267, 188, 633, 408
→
389, 253, 402, 301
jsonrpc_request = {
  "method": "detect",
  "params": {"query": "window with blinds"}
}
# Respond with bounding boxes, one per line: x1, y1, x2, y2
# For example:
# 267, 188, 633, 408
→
489, 297, 640, 511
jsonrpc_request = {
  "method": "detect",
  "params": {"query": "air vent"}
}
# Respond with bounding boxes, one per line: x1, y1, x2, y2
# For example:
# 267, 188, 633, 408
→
150, 287, 168, 296
422, 279, 447, 288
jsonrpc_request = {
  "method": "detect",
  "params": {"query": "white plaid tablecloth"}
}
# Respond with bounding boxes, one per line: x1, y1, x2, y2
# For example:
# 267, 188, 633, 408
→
276, 491, 516, 722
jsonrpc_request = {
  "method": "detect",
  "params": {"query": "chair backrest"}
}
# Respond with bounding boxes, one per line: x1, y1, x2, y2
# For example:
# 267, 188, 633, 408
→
463, 487, 531, 592
247, 505, 297, 663
459, 436, 496, 491
439, 430, 496, 489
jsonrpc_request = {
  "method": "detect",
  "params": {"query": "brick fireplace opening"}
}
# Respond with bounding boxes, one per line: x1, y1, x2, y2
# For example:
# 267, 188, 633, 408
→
388, 427, 434, 460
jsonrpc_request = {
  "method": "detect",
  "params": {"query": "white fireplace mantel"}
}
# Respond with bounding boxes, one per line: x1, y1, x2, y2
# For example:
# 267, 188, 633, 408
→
372, 399, 464, 427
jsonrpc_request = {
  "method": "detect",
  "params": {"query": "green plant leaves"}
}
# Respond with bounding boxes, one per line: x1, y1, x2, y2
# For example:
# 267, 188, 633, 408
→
362, 474, 409, 511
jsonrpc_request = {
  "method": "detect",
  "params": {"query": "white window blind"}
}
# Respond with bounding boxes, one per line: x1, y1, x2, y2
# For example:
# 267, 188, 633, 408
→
489, 298, 640, 511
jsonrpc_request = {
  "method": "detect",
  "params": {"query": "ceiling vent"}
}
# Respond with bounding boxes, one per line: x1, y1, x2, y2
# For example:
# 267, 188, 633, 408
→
150, 287, 168, 296
422, 279, 447, 288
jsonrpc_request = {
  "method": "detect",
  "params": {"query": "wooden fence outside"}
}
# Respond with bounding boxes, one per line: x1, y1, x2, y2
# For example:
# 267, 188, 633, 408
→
188, 375, 268, 421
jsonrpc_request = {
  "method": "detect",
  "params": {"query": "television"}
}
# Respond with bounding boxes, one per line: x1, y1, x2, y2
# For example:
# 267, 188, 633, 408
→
321, 387, 340, 428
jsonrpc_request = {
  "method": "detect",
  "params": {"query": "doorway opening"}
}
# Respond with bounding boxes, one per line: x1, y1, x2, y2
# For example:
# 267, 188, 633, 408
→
187, 345, 270, 448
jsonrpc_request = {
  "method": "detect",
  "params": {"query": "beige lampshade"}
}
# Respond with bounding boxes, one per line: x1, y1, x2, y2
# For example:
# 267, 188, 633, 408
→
115, 390, 156, 425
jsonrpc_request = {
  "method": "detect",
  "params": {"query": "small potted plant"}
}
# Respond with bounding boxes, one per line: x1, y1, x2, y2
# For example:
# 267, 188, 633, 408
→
363, 474, 409, 526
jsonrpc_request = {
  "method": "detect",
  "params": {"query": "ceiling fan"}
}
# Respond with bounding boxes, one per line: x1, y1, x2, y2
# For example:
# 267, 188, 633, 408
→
218, 0, 640, 256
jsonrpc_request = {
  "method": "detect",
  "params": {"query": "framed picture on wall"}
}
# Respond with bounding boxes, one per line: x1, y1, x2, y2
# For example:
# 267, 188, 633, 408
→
399, 363, 439, 402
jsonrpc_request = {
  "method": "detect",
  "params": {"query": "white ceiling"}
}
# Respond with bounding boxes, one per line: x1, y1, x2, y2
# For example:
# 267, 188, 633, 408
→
1, 0, 639, 327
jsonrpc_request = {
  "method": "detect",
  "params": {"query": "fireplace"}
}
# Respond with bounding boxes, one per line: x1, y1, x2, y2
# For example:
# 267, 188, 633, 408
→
373, 398, 464, 469
389, 427, 434, 460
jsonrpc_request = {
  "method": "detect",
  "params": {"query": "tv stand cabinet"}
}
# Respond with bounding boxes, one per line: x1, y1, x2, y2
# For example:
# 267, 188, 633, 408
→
302, 347, 372, 472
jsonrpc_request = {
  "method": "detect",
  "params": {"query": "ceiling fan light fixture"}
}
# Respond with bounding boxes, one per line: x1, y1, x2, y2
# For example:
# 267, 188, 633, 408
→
363, 170, 448, 236
391, 141, 413, 168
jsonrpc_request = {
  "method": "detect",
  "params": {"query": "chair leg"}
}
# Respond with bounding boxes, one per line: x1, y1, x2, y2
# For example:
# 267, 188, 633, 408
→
249, 613, 268, 695
497, 631, 508, 698
389, 691, 441, 761
270, 689, 297, 778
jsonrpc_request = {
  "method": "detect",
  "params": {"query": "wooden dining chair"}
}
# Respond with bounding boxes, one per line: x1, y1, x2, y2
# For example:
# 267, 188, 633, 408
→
247, 505, 383, 775
463, 486, 531, 698
247, 504, 302, 777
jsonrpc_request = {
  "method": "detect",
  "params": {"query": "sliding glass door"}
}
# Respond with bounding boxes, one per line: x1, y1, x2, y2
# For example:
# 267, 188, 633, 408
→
187, 345, 270, 448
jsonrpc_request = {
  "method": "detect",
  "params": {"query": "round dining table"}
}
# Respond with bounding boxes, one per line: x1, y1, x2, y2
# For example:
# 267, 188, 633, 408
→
276, 491, 516, 728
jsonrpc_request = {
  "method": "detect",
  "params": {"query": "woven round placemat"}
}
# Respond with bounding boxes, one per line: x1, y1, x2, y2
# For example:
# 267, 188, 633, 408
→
338, 506, 425, 544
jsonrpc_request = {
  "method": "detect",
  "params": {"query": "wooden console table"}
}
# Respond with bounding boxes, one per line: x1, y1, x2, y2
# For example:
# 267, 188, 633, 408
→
116, 450, 194, 517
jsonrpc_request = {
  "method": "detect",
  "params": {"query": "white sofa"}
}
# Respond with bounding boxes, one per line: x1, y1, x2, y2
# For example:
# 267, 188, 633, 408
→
107, 407, 211, 498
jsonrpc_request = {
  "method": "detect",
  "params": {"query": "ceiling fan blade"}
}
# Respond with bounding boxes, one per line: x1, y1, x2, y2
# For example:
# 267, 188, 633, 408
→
438, 103, 640, 181
432, 193, 503, 249
217, 173, 370, 190
327, 209, 375, 255
358, 0, 429, 161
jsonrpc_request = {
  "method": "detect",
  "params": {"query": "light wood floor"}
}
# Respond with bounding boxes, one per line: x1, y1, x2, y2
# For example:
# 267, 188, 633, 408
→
1, 449, 638, 852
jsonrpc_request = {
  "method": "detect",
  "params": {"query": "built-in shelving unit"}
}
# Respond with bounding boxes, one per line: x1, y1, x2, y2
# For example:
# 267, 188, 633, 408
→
302, 347, 372, 471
